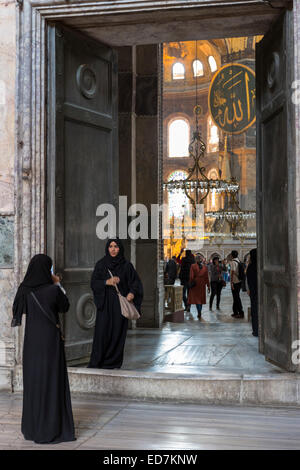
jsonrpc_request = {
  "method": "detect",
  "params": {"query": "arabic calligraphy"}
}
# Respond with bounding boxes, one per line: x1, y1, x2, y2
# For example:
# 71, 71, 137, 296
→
208, 64, 256, 135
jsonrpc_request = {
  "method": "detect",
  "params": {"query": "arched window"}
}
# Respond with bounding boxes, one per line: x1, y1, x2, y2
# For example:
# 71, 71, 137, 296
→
172, 62, 185, 80
168, 119, 190, 158
207, 168, 219, 210
167, 170, 189, 218
208, 56, 217, 72
193, 59, 204, 77
207, 116, 219, 153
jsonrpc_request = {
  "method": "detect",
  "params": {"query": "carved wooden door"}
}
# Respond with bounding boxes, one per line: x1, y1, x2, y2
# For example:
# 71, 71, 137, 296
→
47, 25, 118, 363
256, 10, 297, 371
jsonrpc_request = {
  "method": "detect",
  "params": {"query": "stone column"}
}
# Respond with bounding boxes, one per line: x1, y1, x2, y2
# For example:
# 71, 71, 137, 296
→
116, 45, 136, 262
293, 3, 300, 372
0, 2, 17, 390
135, 45, 164, 328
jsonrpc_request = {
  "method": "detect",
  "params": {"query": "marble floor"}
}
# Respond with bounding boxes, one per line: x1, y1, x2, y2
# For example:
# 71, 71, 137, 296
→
119, 286, 282, 375
0, 392, 300, 450
70, 285, 282, 375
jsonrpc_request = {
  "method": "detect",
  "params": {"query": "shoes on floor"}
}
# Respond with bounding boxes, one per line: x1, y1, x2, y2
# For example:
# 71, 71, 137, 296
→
216, 307, 220, 311
231, 313, 244, 318
252, 332, 258, 337
197, 314, 201, 320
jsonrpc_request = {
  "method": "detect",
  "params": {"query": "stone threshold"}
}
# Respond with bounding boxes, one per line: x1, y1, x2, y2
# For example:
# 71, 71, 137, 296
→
12, 366, 300, 406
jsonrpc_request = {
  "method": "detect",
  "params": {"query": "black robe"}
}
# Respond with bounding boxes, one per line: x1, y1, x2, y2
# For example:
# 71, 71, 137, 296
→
88, 259, 143, 369
21, 284, 75, 444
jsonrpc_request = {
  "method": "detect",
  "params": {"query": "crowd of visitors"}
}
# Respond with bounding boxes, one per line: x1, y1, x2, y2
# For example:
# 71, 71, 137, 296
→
164, 248, 258, 336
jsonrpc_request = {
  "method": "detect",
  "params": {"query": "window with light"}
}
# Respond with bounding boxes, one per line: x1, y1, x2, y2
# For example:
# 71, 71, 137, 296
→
172, 62, 185, 80
168, 119, 190, 158
193, 59, 204, 77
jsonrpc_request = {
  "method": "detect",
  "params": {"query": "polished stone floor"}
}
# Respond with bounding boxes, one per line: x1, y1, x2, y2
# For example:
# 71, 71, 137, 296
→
120, 286, 282, 375
0, 392, 300, 450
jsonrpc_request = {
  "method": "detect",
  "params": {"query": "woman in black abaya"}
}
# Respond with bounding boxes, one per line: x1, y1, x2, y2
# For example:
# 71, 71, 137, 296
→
88, 238, 143, 369
11, 254, 76, 444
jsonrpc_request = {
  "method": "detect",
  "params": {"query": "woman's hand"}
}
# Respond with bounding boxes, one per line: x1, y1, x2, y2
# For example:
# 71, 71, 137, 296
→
126, 293, 134, 302
52, 273, 61, 284
106, 276, 120, 286
207, 286, 210, 294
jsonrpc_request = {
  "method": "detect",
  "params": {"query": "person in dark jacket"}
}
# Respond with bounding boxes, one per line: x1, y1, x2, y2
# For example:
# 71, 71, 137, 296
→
165, 256, 177, 285
246, 248, 258, 337
208, 257, 226, 311
178, 249, 195, 312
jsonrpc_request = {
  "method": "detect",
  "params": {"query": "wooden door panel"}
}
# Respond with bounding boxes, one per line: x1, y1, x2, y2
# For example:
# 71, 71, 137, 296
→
64, 120, 111, 268
47, 25, 118, 363
256, 10, 297, 371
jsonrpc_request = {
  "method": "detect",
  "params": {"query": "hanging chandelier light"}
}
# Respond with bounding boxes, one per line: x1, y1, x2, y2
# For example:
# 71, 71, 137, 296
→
163, 39, 239, 211
205, 191, 256, 236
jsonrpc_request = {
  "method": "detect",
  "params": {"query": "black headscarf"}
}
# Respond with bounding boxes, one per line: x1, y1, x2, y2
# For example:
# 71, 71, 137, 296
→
103, 238, 126, 273
12, 254, 53, 327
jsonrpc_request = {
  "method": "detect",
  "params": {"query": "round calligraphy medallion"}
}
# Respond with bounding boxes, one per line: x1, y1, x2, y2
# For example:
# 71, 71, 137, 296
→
208, 63, 256, 135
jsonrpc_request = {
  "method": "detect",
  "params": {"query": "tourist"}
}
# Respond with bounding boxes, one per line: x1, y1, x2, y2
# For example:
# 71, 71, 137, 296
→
165, 255, 177, 285
178, 249, 195, 312
208, 256, 226, 311
88, 238, 143, 369
188, 255, 210, 319
11, 254, 75, 444
222, 259, 228, 283
246, 248, 258, 337
229, 250, 245, 319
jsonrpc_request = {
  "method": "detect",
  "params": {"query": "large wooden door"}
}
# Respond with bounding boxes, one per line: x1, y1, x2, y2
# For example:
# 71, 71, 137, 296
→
256, 10, 298, 371
47, 25, 118, 363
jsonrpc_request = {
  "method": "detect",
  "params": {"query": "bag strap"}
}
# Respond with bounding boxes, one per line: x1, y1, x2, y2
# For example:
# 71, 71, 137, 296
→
30, 292, 60, 329
107, 269, 121, 295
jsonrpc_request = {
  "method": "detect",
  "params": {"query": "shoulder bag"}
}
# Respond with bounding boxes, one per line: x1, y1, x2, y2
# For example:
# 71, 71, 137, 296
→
108, 269, 140, 321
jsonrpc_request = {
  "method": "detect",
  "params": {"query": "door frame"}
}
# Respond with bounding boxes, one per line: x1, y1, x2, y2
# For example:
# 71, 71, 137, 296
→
15, 0, 299, 370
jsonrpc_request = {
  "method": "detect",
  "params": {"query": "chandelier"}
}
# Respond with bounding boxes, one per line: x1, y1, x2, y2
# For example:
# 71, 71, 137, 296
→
205, 191, 256, 236
163, 105, 239, 211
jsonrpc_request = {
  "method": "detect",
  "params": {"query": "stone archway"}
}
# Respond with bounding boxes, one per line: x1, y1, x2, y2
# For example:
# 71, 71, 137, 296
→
13, 0, 300, 375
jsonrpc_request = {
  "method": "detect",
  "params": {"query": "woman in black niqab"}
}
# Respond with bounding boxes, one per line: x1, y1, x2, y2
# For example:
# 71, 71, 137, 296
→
12, 254, 76, 444
88, 238, 143, 369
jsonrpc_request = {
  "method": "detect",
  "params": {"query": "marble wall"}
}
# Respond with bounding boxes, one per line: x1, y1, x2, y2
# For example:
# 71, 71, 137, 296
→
294, 3, 300, 352
0, 2, 15, 215
0, 2, 16, 389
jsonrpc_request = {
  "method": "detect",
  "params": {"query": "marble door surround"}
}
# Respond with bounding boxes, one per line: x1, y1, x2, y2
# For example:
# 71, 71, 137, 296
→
13, 0, 300, 382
